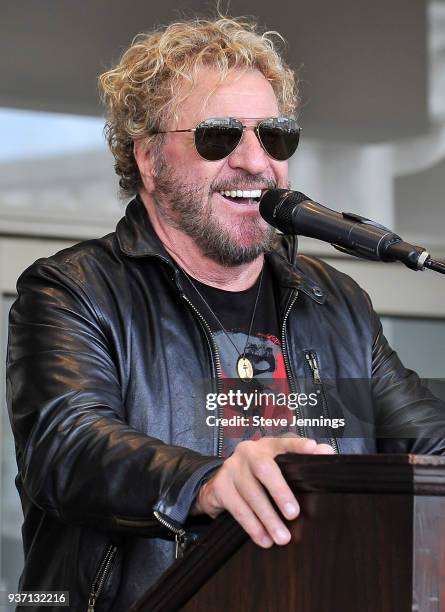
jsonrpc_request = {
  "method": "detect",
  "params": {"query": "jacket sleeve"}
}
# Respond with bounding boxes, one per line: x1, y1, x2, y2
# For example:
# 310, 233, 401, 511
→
369, 306, 445, 455
6, 261, 222, 535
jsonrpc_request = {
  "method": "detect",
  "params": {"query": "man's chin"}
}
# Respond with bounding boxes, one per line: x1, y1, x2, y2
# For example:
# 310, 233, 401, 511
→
196, 228, 277, 267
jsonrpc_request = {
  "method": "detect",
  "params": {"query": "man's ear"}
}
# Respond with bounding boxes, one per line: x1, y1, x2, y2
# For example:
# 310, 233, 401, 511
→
133, 138, 156, 193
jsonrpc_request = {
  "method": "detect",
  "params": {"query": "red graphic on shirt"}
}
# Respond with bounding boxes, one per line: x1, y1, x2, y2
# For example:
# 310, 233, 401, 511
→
214, 332, 294, 457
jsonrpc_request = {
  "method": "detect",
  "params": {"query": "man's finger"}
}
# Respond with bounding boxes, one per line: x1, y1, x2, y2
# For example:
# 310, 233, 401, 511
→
235, 478, 294, 545
223, 488, 274, 548
255, 436, 317, 456
250, 454, 300, 521
313, 443, 336, 454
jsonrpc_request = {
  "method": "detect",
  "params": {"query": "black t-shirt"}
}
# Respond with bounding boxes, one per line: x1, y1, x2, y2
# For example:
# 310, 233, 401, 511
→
182, 262, 292, 456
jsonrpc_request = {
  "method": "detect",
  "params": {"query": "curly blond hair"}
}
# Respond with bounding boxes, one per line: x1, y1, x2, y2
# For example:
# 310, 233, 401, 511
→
98, 15, 298, 196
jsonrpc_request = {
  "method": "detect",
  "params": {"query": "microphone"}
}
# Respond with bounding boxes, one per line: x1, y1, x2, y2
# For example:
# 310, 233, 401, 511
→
259, 189, 431, 271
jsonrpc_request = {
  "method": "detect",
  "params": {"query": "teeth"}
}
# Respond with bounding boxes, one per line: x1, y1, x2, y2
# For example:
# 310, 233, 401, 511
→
219, 189, 262, 199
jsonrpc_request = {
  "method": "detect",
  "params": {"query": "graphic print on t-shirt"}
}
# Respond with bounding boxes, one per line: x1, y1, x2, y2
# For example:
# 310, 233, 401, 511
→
214, 328, 292, 457
214, 330, 285, 378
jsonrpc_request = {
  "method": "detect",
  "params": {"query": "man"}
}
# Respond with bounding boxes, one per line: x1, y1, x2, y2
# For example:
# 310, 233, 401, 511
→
6, 15, 445, 612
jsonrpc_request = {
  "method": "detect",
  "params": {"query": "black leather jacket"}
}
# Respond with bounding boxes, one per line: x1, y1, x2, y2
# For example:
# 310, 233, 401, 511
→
6, 197, 445, 611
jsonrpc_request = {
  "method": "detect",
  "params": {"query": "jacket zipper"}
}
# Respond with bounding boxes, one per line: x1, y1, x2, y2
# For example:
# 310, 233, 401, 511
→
153, 262, 225, 456
152, 295, 224, 561
305, 351, 339, 454
281, 290, 305, 437
87, 544, 118, 612
153, 510, 189, 560
181, 294, 224, 457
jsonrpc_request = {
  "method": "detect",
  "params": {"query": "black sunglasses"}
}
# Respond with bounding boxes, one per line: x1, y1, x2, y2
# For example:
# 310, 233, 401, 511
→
152, 116, 301, 161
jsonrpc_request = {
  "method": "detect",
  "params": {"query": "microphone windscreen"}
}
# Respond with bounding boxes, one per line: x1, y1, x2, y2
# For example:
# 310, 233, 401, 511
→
259, 189, 309, 231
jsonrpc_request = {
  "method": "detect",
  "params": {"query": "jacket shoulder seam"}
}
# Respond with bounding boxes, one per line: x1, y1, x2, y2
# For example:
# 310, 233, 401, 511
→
29, 259, 110, 333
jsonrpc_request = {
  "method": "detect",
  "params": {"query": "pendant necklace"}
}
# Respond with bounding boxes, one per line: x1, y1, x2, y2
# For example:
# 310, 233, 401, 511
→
182, 265, 264, 383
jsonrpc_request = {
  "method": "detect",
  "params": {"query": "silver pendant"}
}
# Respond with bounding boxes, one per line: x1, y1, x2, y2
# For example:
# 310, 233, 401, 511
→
237, 356, 254, 382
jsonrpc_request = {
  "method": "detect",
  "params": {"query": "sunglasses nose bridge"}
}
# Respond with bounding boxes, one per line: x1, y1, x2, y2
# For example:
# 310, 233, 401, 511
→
234, 125, 264, 152
239, 124, 262, 145
227, 125, 270, 172
243, 125, 273, 161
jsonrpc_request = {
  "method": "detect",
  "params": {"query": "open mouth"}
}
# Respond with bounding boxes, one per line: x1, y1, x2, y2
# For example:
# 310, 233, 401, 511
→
218, 189, 262, 204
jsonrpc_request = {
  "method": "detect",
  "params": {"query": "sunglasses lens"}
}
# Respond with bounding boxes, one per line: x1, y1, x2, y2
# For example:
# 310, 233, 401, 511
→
194, 118, 243, 161
258, 118, 301, 161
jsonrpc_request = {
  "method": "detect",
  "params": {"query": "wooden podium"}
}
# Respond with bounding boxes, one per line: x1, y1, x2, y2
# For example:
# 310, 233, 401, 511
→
131, 454, 445, 612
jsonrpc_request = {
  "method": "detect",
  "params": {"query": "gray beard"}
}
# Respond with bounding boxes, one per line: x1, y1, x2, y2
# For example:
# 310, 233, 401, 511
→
152, 155, 278, 266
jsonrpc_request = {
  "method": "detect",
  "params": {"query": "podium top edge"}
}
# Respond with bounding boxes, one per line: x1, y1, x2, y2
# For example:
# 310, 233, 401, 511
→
277, 453, 445, 495
277, 453, 445, 467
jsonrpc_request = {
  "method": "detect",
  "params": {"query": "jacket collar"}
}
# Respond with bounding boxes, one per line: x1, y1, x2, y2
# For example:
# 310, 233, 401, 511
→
116, 196, 325, 304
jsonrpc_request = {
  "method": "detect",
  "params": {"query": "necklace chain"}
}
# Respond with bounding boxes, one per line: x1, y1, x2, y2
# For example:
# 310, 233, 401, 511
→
182, 265, 264, 364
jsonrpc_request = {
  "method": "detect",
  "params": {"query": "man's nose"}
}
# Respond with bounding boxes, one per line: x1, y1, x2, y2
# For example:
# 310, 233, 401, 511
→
227, 128, 269, 175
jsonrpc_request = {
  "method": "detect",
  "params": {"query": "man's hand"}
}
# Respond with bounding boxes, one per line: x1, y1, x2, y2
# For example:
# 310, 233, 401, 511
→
193, 437, 334, 548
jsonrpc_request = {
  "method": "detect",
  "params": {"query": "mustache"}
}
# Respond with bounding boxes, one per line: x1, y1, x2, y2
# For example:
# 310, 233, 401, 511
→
211, 176, 278, 192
